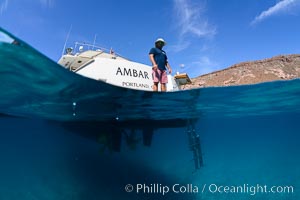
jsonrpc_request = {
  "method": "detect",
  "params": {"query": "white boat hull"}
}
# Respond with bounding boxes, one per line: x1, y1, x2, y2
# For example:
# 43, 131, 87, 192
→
58, 47, 188, 92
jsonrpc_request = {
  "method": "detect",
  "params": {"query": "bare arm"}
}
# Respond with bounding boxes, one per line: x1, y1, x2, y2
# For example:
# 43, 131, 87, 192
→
149, 54, 158, 70
166, 62, 172, 74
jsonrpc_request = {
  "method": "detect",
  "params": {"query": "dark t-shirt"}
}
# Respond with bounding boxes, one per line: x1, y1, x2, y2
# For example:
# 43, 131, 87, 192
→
149, 47, 168, 70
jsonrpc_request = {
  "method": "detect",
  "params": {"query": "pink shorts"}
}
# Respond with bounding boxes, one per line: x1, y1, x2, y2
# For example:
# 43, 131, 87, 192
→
152, 68, 168, 84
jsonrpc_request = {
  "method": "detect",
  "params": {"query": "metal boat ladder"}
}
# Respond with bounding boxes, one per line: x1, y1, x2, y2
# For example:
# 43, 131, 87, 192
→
187, 119, 203, 170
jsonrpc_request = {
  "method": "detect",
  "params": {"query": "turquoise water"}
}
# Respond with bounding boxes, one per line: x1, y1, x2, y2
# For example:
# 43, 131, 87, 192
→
0, 28, 300, 199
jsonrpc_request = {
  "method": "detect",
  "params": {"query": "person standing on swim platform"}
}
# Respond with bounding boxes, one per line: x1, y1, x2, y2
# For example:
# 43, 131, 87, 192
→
149, 38, 172, 92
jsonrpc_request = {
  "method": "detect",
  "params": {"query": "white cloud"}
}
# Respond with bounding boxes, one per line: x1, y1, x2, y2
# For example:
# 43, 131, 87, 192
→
39, 0, 54, 8
180, 56, 220, 77
192, 56, 218, 67
191, 56, 219, 72
171, 0, 216, 52
1, 0, 54, 15
173, 0, 216, 38
251, 0, 300, 25
0, 0, 9, 15
170, 40, 191, 52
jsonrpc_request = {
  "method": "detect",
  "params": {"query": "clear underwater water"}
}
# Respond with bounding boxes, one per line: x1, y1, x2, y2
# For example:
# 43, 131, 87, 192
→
0, 28, 300, 200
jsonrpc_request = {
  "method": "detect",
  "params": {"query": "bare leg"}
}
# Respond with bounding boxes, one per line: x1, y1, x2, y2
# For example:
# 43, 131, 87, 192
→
153, 83, 158, 91
161, 83, 167, 92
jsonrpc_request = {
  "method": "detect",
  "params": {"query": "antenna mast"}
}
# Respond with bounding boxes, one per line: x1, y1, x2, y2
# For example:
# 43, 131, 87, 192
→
92, 34, 97, 50
61, 24, 73, 56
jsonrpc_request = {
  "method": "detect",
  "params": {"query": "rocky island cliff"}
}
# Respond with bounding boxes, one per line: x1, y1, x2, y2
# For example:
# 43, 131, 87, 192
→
184, 54, 300, 89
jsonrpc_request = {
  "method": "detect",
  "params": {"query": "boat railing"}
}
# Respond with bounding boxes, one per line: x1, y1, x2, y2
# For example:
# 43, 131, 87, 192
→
65, 42, 126, 59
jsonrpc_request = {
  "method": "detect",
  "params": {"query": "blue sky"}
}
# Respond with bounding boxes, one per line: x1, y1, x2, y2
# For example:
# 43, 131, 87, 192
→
1, 0, 300, 78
